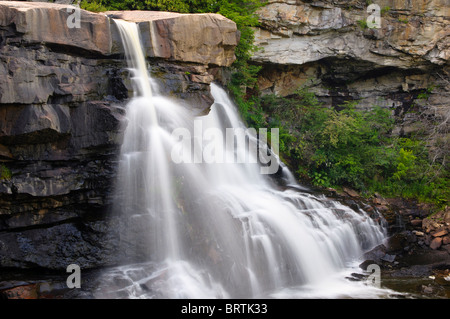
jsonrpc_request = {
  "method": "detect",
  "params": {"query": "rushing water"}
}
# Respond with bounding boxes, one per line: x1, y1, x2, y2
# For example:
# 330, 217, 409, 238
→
101, 19, 392, 299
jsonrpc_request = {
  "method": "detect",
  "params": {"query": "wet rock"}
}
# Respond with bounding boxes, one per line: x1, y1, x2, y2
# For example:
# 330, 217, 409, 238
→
359, 259, 376, 271
1, 284, 39, 299
386, 233, 408, 254
0, 279, 78, 299
362, 244, 387, 264
346, 273, 368, 282
421, 284, 434, 294
381, 254, 396, 263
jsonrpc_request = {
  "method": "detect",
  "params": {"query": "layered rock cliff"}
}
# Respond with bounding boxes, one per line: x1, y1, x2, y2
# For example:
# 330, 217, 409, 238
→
0, 1, 238, 269
252, 0, 449, 159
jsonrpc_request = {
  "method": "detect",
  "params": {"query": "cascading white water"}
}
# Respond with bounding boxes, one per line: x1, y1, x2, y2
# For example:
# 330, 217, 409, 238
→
103, 19, 392, 299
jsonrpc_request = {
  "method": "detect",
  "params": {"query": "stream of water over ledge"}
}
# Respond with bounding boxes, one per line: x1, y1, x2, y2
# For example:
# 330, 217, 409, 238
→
92, 19, 393, 299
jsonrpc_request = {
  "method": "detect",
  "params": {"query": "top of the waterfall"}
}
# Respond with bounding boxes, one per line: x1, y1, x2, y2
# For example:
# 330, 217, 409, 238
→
108, 10, 238, 66
105, 10, 229, 22
0, 1, 239, 66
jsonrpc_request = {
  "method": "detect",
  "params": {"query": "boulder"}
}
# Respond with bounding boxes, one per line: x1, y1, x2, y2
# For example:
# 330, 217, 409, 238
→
430, 237, 443, 250
410, 219, 423, 227
342, 187, 359, 198
432, 229, 449, 238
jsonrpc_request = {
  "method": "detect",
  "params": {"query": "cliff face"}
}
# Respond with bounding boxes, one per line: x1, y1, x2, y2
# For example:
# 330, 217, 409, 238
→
252, 0, 449, 158
0, 1, 237, 269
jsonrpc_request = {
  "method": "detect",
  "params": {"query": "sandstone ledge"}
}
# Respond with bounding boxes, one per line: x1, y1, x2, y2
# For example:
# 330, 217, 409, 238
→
107, 11, 238, 66
0, 1, 238, 66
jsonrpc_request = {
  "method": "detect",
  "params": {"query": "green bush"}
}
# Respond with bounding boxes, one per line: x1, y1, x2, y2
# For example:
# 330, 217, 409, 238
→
356, 19, 368, 29
0, 164, 12, 180
236, 89, 448, 208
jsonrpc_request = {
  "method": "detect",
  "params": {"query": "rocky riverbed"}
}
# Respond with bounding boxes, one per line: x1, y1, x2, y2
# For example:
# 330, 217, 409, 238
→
1, 186, 449, 299
328, 187, 450, 298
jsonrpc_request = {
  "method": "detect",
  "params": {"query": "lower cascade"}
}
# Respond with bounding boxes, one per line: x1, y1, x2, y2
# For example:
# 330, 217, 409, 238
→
99, 19, 390, 299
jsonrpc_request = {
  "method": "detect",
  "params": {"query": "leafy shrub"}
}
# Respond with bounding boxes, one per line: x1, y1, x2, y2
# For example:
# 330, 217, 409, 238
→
237, 88, 448, 208
0, 164, 12, 180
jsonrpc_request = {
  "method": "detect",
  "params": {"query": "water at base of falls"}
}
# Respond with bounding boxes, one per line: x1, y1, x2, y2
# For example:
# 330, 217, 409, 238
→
102, 19, 394, 299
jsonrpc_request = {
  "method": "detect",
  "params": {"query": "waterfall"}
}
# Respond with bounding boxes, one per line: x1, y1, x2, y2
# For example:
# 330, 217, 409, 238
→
102, 19, 390, 299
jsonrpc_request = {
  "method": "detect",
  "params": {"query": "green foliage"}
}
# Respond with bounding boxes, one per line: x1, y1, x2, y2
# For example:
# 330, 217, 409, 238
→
381, 6, 390, 15
0, 164, 12, 181
79, 0, 108, 12
312, 172, 330, 188
357, 19, 368, 29
393, 148, 416, 180
81, 0, 191, 12
417, 86, 434, 100
236, 88, 449, 208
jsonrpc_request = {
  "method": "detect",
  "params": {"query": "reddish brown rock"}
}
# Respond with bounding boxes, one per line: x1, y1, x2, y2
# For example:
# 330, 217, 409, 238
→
430, 237, 443, 250
343, 187, 359, 198
411, 219, 423, 227
442, 236, 450, 245
432, 229, 449, 237
1, 284, 39, 299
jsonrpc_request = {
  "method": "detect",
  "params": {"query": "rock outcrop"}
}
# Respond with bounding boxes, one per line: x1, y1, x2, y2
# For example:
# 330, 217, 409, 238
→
0, 1, 238, 269
252, 0, 449, 161
107, 10, 238, 67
